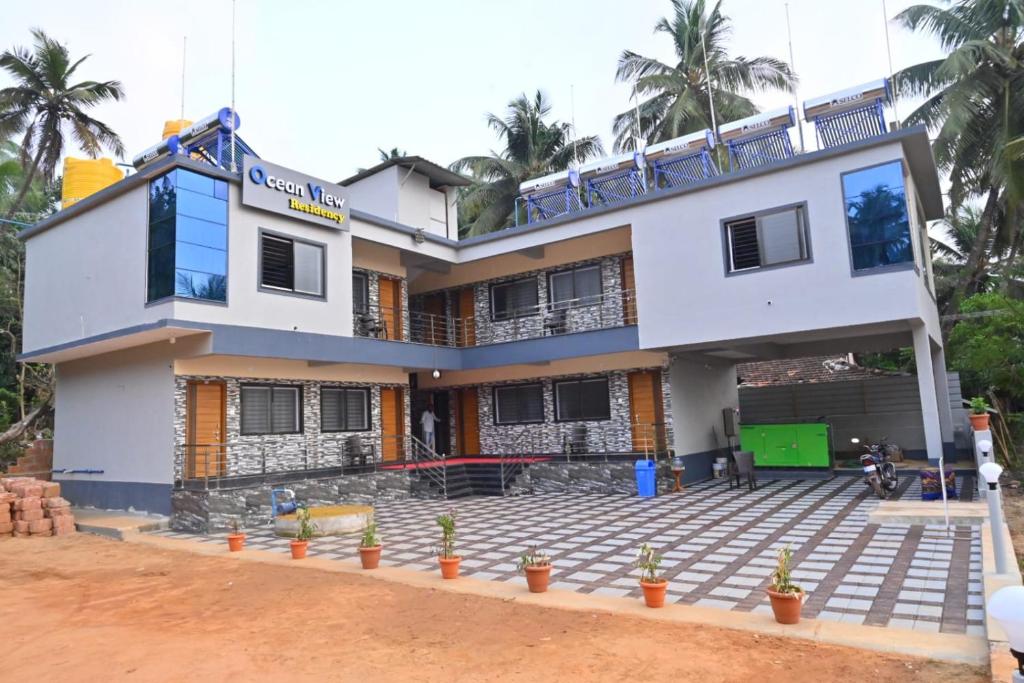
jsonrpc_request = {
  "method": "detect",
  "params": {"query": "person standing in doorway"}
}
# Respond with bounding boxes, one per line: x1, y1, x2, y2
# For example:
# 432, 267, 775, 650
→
420, 404, 439, 452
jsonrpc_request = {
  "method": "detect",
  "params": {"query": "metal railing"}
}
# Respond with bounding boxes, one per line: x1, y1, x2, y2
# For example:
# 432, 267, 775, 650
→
407, 287, 637, 348
496, 420, 671, 494
175, 433, 447, 495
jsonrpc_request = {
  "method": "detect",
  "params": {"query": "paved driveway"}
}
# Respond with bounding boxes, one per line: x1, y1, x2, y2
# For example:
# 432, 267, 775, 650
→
154, 476, 984, 635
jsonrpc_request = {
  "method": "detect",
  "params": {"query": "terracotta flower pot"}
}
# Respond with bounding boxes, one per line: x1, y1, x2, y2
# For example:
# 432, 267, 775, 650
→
290, 540, 309, 560
767, 589, 804, 624
226, 533, 245, 552
640, 579, 668, 608
359, 545, 382, 569
438, 555, 461, 579
969, 413, 990, 431
525, 564, 552, 593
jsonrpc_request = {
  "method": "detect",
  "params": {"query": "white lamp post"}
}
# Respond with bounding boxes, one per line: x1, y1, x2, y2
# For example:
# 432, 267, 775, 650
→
980, 461, 1008, 575
988, 585, 1024, 682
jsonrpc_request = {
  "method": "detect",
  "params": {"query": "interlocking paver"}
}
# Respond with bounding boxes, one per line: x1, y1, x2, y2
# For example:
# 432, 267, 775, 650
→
152, 476, 983, 634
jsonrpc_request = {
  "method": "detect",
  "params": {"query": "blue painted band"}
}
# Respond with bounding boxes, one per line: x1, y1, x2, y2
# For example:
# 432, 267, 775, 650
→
57, 479, 173, 516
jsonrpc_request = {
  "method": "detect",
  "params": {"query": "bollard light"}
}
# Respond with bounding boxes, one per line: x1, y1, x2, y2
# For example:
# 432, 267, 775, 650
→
981, 461, 1004, 487
988, 586, 1024, 681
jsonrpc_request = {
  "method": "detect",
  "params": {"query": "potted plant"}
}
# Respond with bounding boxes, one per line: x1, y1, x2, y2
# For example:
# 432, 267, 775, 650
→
358, 522, 382, 569
633, 543, 668, 608
290, 507, 316, 560
436, 509, 460, 579
226, 518, 245, 552
517, 547, 552, 593
766, 544, 804, 624
969, 396, 991, 431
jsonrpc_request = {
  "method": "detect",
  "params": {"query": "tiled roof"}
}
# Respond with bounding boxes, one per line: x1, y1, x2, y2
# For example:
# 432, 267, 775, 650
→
736, 356, 905, 387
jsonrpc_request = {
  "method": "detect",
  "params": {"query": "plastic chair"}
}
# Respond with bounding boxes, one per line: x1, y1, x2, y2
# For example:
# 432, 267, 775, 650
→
730, 451, 757, 491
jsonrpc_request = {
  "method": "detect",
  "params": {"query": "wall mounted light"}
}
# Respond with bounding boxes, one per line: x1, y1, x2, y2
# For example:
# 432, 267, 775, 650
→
432, 369, 441, 380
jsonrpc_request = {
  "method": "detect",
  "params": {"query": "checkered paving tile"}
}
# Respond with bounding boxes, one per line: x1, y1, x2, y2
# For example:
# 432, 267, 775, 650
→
152, 476, 984, 635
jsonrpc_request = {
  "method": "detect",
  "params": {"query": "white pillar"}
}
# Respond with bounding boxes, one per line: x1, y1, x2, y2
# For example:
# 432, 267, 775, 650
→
912, 323, 943, 465
931, 344, 955, 451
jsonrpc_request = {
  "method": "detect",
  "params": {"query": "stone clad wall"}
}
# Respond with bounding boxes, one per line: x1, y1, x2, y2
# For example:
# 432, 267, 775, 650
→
354, 268, 410, 342
442, 364, 672, 456
174, 376, 411, 480
515, 461, 674, 495
171, 470, 423, 532
409, 253, 632, 346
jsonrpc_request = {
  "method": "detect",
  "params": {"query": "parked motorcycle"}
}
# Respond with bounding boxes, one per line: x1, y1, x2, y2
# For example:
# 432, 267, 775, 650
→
851, 437, 898, 499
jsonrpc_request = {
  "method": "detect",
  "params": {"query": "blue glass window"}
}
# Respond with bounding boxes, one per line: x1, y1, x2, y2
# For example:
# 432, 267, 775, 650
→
148, 169, 228, 303
842, 161, 913, 271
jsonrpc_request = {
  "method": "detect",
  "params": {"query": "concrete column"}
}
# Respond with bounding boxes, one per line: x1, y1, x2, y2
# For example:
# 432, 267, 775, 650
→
930, 344, 956, 455
912, 323, 944, 466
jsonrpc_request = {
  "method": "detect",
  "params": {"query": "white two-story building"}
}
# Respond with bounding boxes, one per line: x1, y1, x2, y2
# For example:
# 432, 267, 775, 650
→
19, 83, 955, 526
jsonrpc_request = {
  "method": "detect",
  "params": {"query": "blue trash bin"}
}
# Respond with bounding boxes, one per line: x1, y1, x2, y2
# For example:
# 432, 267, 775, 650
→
635, 459, 656, 498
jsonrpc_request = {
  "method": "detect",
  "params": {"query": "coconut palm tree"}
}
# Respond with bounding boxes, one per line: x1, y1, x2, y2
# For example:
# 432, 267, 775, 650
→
612, 0, 796, 152
893, 1, 1024, 307
452, 91, 602, 237
378, 147, 407, 161
0, 28, 125, 219
931, 206, 1002, 313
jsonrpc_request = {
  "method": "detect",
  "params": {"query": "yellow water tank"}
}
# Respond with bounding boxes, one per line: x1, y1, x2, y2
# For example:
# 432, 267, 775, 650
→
162, 119, 193, 139
61, 157, 124, 208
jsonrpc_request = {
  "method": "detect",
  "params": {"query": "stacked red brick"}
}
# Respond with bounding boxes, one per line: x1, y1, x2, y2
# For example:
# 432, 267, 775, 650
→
0, 478, 75, 538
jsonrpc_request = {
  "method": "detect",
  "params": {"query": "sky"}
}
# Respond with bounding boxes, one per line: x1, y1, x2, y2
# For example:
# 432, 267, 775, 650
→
3, 0, 948, 182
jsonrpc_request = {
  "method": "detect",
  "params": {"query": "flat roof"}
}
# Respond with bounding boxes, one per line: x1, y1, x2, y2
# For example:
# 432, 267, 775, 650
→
20, 126, 943, 252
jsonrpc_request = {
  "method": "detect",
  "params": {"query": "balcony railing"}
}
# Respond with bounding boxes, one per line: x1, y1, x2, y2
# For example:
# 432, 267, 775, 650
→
354, 287, 637, 348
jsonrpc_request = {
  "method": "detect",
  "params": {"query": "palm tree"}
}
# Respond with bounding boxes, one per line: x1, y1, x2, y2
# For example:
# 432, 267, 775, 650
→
931, 207, 1002, 313
893, 1, 1024, 307
378, 147, 406, 161
612, 0, 795, 152
0, 28, 125, 218
451, 91, 602, 237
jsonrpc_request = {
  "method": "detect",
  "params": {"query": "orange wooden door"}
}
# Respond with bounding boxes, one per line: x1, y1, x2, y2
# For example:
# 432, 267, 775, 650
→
380, 387, 404, 461
379, 277, 402, 341
422, 293, 448, 346
456, 388, 480, 456
186, 381, 226, 478
621, 256, 637, 324
457, 287, 476, 347
628, 370, 666, 453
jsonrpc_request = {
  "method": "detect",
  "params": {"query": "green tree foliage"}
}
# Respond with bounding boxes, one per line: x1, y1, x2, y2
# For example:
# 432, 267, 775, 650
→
451, 91, 602, 237
0, 27, 125, 218
893, 1, 1024, 307
611, 0, 795, 152
948, 292, 1024, 403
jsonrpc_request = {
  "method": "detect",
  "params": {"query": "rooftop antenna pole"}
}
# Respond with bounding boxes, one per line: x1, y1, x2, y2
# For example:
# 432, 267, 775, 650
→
633, 80, 643, 151
229, 0, 238, 172
180, 36, 187, 121
570, 83, 579, 167
700, 24, 718, 136
882, 0, 900, 127
785, 3, 805, 151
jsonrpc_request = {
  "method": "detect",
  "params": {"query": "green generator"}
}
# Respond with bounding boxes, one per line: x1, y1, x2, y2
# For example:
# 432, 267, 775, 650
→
738, 423, 831, 468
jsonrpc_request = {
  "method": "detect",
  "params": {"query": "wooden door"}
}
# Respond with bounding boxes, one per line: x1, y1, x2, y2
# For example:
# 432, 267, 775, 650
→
455, 388, 480, 456
186, 381, 226, 478
628, 370, 666, 453
379, 277, 402, 341
621, 256, 636, 324
422, 293, 448, 346
380, 387, 404, 462
457, 287, 476, 347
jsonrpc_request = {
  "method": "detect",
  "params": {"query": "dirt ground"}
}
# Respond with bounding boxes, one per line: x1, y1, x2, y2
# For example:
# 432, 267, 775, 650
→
1, 534, 987, 683
1002, 480, 1024, 571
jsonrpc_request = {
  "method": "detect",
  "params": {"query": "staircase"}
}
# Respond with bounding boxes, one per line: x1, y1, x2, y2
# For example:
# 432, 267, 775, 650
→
411, 457, 529, 499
